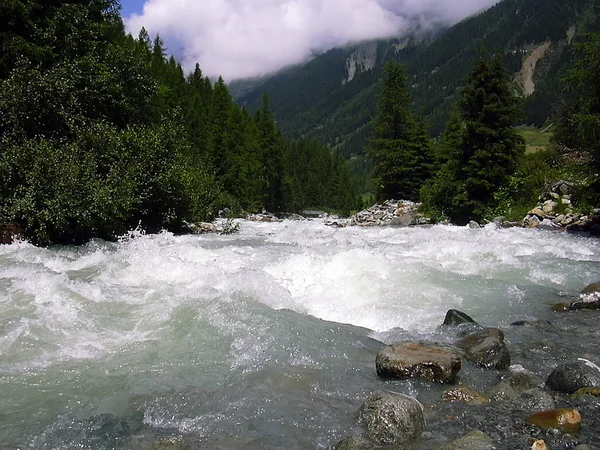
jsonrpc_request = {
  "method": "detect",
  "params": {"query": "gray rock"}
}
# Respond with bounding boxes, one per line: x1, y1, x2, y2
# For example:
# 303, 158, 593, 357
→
456, 328, 510, 370
468, 221, 480, 229
438, 430, 495, 450
359, 391, 425, 445
513, 388, 556, 412
376, 342, 461, 383
546, 359, 600, 394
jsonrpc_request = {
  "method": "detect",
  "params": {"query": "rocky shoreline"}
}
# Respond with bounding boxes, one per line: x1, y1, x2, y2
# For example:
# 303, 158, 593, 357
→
332, 282, 600, 450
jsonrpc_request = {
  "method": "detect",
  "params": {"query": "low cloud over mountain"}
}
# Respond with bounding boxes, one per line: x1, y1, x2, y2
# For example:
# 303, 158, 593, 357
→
126, 0, 498, 81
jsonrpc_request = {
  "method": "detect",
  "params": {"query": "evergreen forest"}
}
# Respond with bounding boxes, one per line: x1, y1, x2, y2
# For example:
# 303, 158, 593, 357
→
0, 0, 358, 245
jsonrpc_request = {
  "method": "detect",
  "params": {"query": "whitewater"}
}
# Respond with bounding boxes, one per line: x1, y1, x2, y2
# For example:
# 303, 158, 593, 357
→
0, 220, 599, 448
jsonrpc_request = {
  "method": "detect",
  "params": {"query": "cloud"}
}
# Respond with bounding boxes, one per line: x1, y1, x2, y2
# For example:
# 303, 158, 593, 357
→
126, 0, 499, 81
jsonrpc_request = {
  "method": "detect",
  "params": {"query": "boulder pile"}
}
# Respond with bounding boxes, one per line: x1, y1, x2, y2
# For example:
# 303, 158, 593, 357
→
348, 200, 427, 227
522, 181, 600, 233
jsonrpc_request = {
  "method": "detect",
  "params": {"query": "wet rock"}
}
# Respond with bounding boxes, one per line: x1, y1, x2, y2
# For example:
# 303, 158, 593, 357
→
572, 387, 600, 398
510, 320, 552, 330
546, 359, 600, 394
456, 328, 510, 370
525, 408, 582, 433
442, 310, 478, 327
551, 303, 570, 312
359, 391, 425, 445
376, 342, 461, 383
570, 282, 600, 310
0, 223, 21, 244
514, 388, 556, 412
438, 430, 495, 450
333, 435, 381, 450
441, 387, 489, 403
468, 221, 480, 229
531, 440, 548, 450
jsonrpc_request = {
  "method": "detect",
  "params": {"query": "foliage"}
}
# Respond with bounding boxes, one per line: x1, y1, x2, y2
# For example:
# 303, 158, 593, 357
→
368, 61, 432, 202
421, 53, 525, 224
0, 0, 358, 245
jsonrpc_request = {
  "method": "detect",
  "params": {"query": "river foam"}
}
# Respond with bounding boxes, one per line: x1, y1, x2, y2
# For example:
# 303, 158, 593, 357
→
0, 220, 599, 448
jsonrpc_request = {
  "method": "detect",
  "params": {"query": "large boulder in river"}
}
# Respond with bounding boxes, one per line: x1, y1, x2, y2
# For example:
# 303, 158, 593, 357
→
546, 359, 600, 394
570, 282, 600, 310
456, 328, 510, 370
376, 342, 461, 383
359, 391, 425, 445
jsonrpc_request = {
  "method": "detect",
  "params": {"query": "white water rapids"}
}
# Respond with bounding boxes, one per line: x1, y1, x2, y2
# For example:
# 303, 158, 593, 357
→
0, 220, 599, 448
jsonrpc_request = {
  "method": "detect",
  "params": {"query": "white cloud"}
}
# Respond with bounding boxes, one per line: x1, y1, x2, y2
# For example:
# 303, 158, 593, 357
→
126, 0, 499, 81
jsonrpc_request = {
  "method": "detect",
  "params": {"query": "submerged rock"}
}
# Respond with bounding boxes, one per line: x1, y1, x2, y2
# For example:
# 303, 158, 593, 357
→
438, 430, 495, 450
525, 408, 582, 433
441, 386, 489, 404
546, 359, 600, 394
359, 391, 425, 445
376, 342, 461, 383
456, 328, 511, 370
333, 435, 381, 450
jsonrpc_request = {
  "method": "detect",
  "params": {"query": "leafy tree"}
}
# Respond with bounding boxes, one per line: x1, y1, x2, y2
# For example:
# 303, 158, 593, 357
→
421, 53, 525, 224
368, 61, 432, 201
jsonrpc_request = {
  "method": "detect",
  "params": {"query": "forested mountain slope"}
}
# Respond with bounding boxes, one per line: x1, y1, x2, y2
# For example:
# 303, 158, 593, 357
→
235, 0, 599, 159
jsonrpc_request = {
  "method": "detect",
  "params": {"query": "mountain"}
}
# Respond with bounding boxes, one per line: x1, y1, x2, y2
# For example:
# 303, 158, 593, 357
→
234, 0, 599, 159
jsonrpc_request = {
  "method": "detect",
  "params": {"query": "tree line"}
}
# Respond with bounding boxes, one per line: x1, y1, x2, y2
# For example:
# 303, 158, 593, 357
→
0, 0, 358, 245
369, 34, 600, 225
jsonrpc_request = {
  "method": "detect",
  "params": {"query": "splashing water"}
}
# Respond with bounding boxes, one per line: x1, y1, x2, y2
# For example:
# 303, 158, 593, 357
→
0, 220, 598, 448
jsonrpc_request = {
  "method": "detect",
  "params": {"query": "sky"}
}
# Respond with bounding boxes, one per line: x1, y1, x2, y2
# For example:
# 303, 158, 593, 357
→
121, 0, 499, 82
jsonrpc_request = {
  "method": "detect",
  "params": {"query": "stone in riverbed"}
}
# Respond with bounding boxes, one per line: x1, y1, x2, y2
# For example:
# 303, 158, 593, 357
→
442, 309, 477, 327
525, 408, 582, 433
438, 430, 495, 450
546, 359, 600, 394
456, 328, 510, 370
569, 282, 600, 310
333, 435, 382, 450
376, 342, 461, 383
441, 386, 489, 403
359, 391, 425, 445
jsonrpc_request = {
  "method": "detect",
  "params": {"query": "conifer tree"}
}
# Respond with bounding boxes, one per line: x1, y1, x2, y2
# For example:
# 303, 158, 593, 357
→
421, 53, 525, 224
368, 61, 432, 202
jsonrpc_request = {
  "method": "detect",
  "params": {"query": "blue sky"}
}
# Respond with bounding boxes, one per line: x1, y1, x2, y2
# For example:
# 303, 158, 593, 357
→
119, 0, 145, 18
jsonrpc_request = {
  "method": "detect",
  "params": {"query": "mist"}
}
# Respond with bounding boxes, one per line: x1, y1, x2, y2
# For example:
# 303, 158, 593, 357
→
126, 0, 499, 81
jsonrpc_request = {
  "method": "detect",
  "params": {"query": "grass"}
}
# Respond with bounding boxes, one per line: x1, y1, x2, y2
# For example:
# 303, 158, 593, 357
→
518, 126, 554, 154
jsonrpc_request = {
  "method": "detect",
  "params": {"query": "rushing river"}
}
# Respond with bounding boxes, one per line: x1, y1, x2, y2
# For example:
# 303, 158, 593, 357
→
1, 220, 599, 449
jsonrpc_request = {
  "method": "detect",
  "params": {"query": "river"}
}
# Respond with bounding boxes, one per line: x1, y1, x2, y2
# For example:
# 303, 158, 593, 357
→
0, 220, 599, 449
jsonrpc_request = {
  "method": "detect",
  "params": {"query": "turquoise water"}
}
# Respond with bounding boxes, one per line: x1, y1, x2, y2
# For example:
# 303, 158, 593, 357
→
0, 221, 598, 448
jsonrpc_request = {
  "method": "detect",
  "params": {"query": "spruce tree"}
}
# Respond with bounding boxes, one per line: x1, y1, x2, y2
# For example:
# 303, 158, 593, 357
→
421, 53, 525, 224
368, 61, 432, 202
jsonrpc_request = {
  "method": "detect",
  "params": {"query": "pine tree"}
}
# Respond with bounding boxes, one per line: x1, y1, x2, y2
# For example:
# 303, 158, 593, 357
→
368, 61, 432, 202
421, 53, 525, 224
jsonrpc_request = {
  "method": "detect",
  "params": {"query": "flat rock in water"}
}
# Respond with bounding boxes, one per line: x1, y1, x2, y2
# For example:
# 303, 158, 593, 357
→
376, 342, 461, 383
359, 391, 425, 445
546, 359, 600, 393
456, 328, 510, 370
438, 430, 495, 450
570, 282, 600, 310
